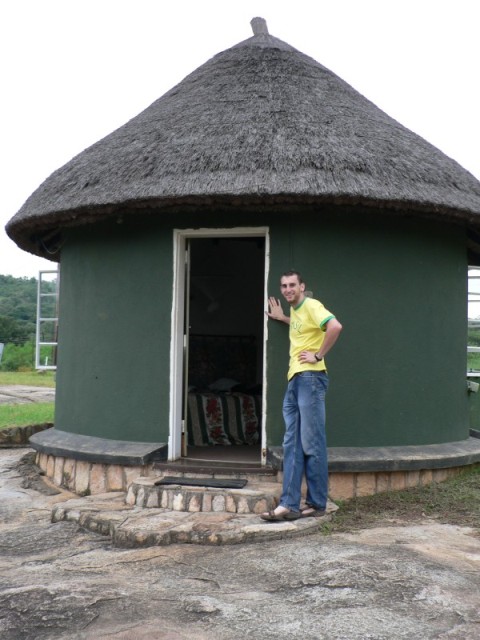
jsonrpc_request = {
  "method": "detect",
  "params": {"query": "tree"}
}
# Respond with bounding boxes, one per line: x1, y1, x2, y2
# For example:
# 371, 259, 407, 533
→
0, 315, 32, 345
0, 275, 38, 344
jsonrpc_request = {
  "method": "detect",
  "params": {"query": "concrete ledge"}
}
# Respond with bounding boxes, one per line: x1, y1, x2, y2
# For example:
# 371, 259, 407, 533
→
267, 436, 480, 472
30, 432, 480, 501
29, 428, 168, 465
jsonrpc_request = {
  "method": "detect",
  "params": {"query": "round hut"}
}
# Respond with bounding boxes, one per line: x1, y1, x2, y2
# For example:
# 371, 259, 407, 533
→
7, 18, 480, 500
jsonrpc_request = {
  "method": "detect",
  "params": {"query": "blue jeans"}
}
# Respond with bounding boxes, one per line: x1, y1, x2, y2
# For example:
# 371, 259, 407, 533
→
280, 371, 329, 512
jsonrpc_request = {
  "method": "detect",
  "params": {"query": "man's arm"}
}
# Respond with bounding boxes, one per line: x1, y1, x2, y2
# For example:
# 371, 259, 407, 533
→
299, 317, 343, 364
266, 297, 290, 324
317, 318, 342, 359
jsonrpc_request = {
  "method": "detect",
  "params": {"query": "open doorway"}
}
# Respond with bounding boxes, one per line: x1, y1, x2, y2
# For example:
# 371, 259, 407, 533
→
169, 228, 268, 463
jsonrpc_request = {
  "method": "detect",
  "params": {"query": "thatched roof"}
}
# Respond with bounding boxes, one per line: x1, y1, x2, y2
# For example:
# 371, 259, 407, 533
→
7, 17, 480, 258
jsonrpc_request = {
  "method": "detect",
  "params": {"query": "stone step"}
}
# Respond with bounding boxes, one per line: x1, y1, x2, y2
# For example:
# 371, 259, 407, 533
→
51, 491, 335, 546
152, 459, 278, 483
126, 476, 280, 514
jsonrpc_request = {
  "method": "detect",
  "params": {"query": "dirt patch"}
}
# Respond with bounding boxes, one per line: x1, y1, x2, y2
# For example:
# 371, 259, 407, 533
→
328, 465, 480, 534
0, 385, 55, 405
16, 451, 60, 495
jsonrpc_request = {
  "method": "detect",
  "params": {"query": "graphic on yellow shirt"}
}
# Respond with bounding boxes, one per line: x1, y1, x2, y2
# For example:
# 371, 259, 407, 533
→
288, 297, 334, 380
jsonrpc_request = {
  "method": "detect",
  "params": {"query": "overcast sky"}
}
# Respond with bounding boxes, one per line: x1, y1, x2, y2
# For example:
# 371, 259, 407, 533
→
1, 0, 479, 278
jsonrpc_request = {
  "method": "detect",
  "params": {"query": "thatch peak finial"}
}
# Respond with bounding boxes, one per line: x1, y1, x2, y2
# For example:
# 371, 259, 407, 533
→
251, 17, 269, 35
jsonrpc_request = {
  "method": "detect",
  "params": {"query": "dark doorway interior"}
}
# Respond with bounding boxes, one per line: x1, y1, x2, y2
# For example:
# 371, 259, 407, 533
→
185, 236, 265, 460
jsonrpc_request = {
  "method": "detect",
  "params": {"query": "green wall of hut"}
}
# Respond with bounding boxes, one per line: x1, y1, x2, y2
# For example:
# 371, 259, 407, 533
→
54, 207, 469, 449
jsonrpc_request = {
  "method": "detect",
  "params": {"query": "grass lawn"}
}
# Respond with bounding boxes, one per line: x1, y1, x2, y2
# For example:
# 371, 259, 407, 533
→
0, 371, 56, 387
0, 371, 55, 429
0, 403, 55, 429
467, 352, 480, 371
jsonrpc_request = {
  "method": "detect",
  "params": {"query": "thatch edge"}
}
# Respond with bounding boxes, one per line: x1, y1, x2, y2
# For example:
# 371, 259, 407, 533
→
6, 192, 475, 260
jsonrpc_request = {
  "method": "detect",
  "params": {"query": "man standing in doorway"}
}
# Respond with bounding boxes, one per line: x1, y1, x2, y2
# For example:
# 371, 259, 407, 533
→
261, 271, 342, 521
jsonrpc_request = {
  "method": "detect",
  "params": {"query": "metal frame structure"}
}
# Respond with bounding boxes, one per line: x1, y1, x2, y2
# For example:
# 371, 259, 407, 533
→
36, 270, 59, 370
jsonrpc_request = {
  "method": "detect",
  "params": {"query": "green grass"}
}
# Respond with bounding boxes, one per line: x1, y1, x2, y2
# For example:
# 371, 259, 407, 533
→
0, 371, 56, 387
326, 464, 480, 534
467, 355, 480, 372
0, 403, 55, 429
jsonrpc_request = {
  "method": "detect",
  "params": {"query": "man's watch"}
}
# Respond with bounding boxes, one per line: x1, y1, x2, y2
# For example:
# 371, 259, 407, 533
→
314, 353, 323, 362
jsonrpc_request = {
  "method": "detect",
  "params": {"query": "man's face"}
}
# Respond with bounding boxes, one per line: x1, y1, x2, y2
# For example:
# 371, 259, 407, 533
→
280, 274, 305, 306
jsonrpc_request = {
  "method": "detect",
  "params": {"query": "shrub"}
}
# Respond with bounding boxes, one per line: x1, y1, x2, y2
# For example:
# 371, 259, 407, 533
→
0, 341, 35, 371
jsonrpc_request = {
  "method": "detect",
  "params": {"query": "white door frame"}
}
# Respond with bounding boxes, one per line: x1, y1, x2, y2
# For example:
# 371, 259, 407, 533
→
169, 227, 270, 462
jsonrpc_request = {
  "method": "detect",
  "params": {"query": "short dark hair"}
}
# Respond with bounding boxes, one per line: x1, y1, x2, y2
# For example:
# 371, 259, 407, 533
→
281, 270, 304, 284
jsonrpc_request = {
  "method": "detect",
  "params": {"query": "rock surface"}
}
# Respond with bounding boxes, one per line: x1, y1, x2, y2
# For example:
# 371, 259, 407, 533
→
1, 448, 479, 639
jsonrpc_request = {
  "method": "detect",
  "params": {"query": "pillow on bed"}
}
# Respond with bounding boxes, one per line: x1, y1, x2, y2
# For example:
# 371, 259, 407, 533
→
208, 378, 240, 392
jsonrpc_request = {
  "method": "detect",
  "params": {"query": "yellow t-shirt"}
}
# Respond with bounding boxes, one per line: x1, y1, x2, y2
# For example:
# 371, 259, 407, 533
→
287, 297, 335, 380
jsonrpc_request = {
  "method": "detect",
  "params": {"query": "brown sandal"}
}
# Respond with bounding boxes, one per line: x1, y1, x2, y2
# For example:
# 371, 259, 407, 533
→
300, 507, 326, 518
260, 509, 301, 522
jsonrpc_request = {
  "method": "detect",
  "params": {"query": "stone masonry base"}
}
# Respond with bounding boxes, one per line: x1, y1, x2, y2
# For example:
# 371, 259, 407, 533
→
126, 477, 280, 514
35, 451, 470, 506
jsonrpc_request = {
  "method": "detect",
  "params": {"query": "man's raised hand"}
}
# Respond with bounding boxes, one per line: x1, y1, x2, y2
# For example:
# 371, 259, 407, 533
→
267, 297, 288, 323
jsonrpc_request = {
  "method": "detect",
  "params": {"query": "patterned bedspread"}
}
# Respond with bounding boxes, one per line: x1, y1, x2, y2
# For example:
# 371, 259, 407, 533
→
187, 392, 261, 446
